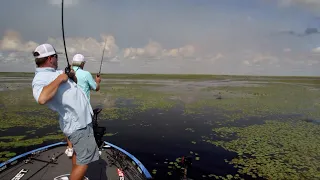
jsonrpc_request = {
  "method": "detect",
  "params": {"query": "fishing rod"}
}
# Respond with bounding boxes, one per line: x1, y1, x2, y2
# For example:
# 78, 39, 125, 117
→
97, 40, 107, 77
61, 0, 73, 78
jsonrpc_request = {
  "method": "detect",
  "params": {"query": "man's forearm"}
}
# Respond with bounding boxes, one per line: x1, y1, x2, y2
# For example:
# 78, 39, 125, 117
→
38, 77, 63, 104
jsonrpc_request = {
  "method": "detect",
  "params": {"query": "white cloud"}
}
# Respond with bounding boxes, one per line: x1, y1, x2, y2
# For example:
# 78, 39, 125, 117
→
45, 34, 119, 61
253, 54, 279, 64
0, 30, 39, 52
208, 53, 225, 62
312, 47, 320, 53
0, 29, 200, 64
1, 52, 33, 64
0, 30, 120, 63
101, 35, 119, 58
307, 60, 319, 66
123, 42, 196, 60
243, 60, 251, 66
243, 53, 279, 66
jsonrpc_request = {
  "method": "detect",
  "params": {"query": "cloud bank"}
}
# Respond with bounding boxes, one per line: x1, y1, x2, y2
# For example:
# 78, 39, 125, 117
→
0, 30, 200, 62
0, 28, 319, 76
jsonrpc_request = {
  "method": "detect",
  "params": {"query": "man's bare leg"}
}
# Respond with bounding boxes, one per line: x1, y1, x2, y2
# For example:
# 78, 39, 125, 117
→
72, 152, 76, 168
70, 152, 88, 180
69, 164, 88, 180
70, 156, 88, 180
67, 137, 73, 148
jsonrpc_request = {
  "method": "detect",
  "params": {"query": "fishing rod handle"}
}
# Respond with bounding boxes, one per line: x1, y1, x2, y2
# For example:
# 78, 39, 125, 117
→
65, 66, 76, 82
65, 66, 71, 77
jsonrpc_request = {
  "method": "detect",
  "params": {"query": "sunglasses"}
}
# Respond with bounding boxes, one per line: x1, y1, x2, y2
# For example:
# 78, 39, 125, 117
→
51, 54, 58, 59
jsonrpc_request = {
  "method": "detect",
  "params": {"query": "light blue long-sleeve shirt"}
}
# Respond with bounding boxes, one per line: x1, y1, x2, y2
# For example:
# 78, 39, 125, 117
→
72, 66, 97, 101
32, 67, 93, 137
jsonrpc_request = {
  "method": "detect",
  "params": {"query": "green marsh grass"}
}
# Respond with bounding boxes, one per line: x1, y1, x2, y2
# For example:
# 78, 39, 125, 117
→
206, 120, 320, 180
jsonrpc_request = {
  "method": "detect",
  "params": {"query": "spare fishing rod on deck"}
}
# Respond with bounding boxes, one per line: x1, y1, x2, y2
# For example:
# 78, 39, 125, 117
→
97, 40, 107, 77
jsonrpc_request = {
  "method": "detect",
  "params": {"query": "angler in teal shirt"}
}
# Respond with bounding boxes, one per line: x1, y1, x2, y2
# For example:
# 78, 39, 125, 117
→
72, 54, 101, 101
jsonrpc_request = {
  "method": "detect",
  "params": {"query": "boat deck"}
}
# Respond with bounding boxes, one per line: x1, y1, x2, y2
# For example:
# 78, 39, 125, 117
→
0, 143, 150, 180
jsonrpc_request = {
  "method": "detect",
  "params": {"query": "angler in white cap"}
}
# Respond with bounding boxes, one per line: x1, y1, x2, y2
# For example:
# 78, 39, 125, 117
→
31, 44, 100, 180
71, 53, 101, 101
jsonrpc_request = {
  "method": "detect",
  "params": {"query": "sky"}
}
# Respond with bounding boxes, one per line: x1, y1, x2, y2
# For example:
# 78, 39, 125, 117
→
0, 0, 320, 76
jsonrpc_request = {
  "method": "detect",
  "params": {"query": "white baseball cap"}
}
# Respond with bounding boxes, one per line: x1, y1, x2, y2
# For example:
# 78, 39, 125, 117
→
72, 54, 86, 63
33, 44, 58, 58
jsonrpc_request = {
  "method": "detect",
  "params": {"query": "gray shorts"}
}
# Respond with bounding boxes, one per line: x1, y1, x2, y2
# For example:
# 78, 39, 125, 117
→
68, 123, 100, 165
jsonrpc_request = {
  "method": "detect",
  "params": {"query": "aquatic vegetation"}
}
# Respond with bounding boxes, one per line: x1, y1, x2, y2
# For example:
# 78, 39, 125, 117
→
183, 83, 320, 123
104, 132, 118, 136
0, 134, 65, 149
185, 128, 195, 132
99, 107, 137, 120
0, 88, 59, 130
0, 151, 16, 162
96, 84, 178, 120
206, 120, 320, 180
0, 136, 26, 141
152, 169, 157, 175
90, 76, 320, 125
26, 130, 36, 134
0, 110, 58, 130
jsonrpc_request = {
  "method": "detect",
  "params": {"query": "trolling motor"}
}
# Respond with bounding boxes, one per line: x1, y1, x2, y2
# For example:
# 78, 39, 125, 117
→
92, 108, 106, 148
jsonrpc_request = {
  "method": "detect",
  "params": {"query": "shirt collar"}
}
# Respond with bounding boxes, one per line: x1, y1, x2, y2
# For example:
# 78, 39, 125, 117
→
35, 67, 56, 74
72, 66, 81, 71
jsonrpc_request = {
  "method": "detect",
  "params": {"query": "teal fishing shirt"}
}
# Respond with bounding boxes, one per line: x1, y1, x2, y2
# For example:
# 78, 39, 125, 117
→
72, 66, 97, 101
32, 67, 93, 137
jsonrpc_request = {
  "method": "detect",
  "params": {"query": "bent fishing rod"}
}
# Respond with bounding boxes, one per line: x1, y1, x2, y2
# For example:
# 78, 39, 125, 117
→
97, 40, 107, 77
61, 0, 73, 79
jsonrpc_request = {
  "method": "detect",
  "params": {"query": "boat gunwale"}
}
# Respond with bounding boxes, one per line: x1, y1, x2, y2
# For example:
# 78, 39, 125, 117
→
0, 141, 66, 169
104, 141, 152, 179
